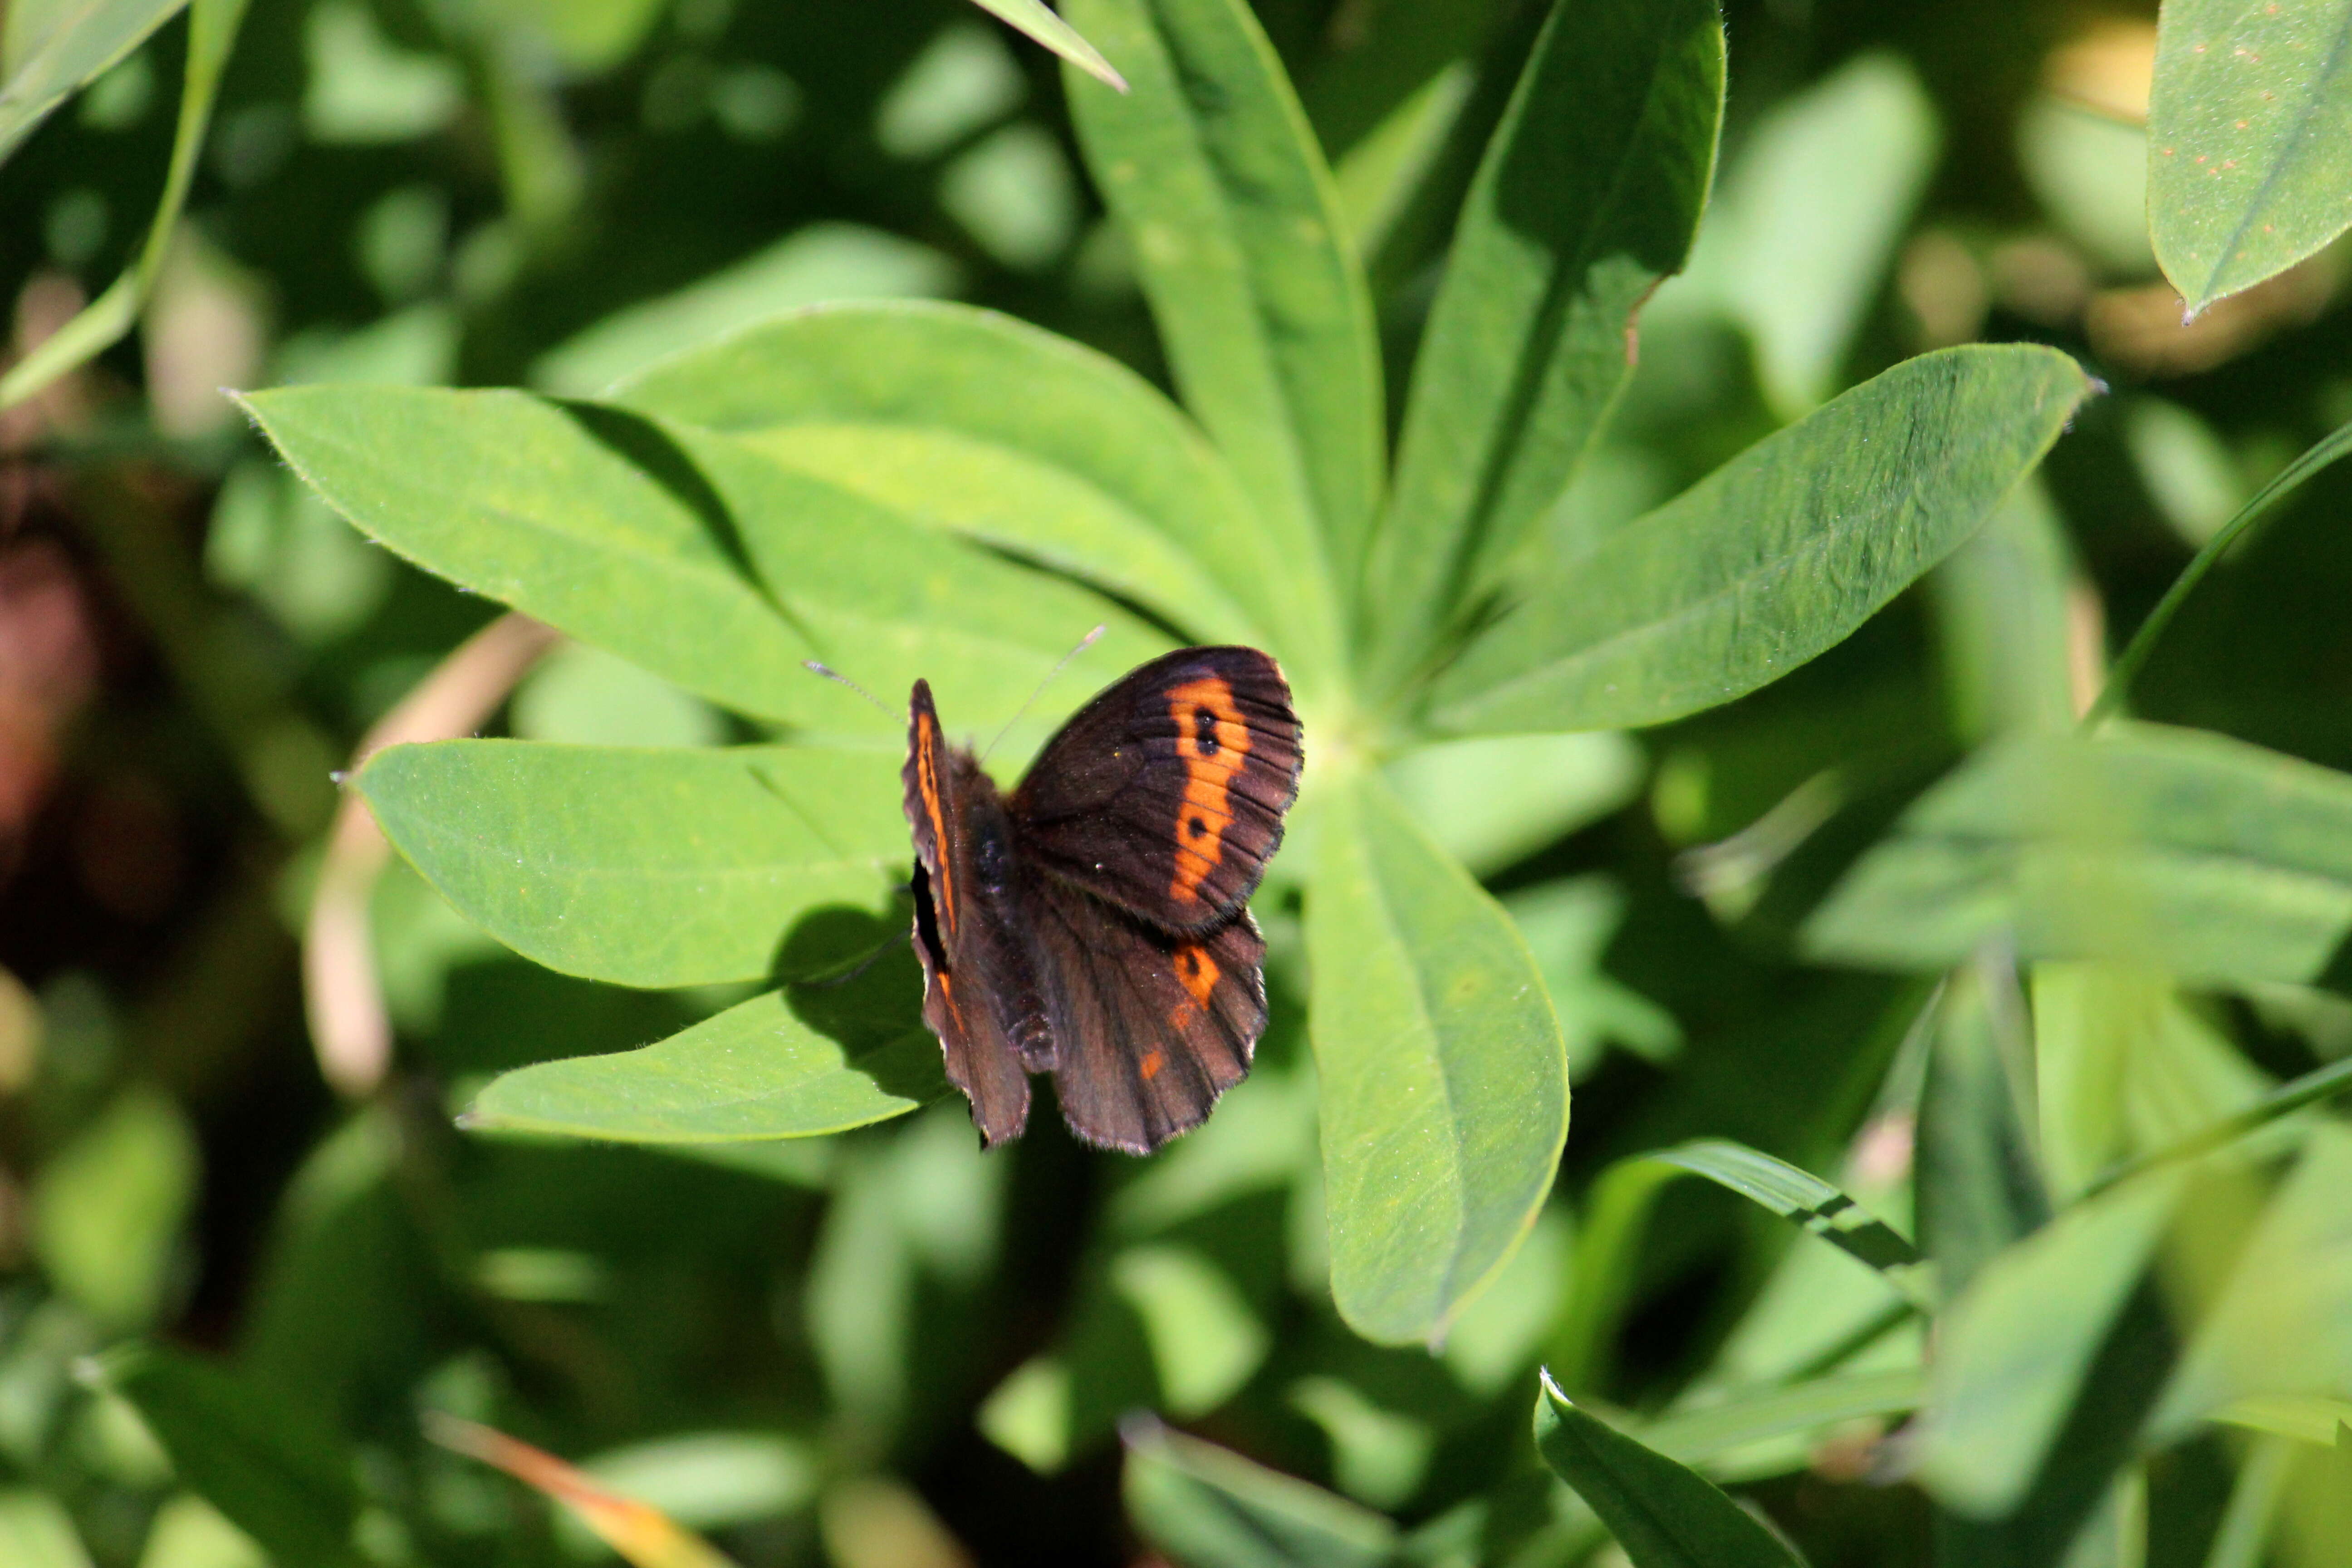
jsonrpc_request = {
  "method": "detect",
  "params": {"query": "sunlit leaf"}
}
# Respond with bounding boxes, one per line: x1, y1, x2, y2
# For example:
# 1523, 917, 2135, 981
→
1384, 732, 1643, 878
93, 1344, 361, 1568
1648, 1140, 1930, 1305
1927, 480, 2078, 743
1916, 956, 2048, 1301
358, 741, 906, 989
2031, 962, 2268, 1203
1110, 1245, 1268, 1416
0, 1490, 93, 1568
241, 385, 1172, 744
1429, 345, 2094, 735
1061, 0, 1380, 605
29, 1085, 197, 1329
614, 301, 1328, 690
2148, 0, 2352, 312
1550, 1137, 1923, 1401
461, 977, 945, 1144
2210, 1393, 2352, 1449
1307, 767, 1568, 1346
2151, 1128, 2352, 1441
1533, 1375, 1807, 1568
1913, 1171, 2182, 1519
0, 0, 186, 166
136, 1495, 265, 1568
966, 0, 1125, 90
1123, 1417, 1396, 1568
0, 0, 246, 409
1798, 723, 2352, 987
1365, 0, 1722, 679
533, 226, 958, 396
1670, 54, 1939, 418
1640, 1370, 1926, 1479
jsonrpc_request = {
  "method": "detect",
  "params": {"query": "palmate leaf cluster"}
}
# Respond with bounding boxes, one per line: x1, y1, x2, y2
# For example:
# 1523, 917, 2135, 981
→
6, 0, 2352, 1564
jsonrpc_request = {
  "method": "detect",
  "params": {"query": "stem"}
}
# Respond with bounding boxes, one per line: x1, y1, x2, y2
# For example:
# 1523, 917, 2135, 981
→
2083, 1052, 2352, 1199
2084, 417, 2352, 728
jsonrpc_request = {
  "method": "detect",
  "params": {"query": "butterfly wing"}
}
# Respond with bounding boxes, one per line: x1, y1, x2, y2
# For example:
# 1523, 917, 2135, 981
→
1019, 870, 1268, 1153
905, 680, 1030, 1146
1008, 647, 1302, 935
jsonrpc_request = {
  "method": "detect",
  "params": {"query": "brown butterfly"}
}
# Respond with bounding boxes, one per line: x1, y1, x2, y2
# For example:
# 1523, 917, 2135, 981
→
902, 646, 1303, 1153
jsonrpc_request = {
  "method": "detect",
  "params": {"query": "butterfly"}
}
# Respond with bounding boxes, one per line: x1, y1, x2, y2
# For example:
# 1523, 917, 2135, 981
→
902, 646, 1303, 1153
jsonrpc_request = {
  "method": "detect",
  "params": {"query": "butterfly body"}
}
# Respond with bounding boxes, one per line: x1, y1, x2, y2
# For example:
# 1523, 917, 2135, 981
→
902, 647, 1303, 1153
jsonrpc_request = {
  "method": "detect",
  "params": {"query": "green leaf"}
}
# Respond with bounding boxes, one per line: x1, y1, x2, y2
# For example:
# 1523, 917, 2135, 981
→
1639, 1370, 1926, 1475
0, 0, 248, 410
29, 1085, 198, 1329
1122, 1418, 1397, 1568
1306, 767, 1569, 1346
357, 741, 906, 990
0, 0, 185, 166
725, 423, 1260, 648
93, 1344, 361, 1567
0, 1490, 92, 1568
2151, 1127, 2352, 1441
241, 385, 1171, 741
2083, 1051, 2352, 1199
240, 386, 805, 719
1797, 723, 2352, 988
2210, 1393, 2352, 1448
967, 0, 1126, 90
532, 225, 960, 397
1110, 1245, 1269, 1416
1060, 0, 1382, 601
2148, 0, 2352, 313
1928, 481, 2078, 743
461, 971, 946, 1144
1548, 1139, 1924, 1399
1670, 53, 1940, 419
1365, 0, 1722, 681
2031, 962, 2269, 1203
613, 301, 1338, 696
1428, 345, 2094, 735
1533, 1375, 1808, 1568
2198, 1432, 2297, 1568
1384, 731, 1643, 878
1913, 1170, 2183, 1519
1916, 956, 2049, 1302
1649, 1140, 1931, 1303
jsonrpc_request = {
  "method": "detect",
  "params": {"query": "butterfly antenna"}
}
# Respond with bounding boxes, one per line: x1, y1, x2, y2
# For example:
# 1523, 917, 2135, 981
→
983, 625, 1105, 761
803, 660, 896, 720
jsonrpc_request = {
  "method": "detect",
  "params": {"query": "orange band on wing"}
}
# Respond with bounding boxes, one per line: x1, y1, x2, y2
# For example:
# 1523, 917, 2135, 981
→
1174, 943, 1220, 1009
1166, 676, 1253, 905
916, 710, 958, 936
1139, 1048, 1165, 1082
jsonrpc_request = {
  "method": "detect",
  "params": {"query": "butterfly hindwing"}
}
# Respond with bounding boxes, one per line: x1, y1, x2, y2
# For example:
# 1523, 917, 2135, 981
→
1008, 647, 1302, 935
1022, 870, 1267, 1153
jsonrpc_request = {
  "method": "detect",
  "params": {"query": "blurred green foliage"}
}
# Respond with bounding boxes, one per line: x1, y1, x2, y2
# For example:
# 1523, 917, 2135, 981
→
4, 1, 2352, 1567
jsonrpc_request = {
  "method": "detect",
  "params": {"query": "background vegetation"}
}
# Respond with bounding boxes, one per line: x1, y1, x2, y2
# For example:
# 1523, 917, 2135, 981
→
2, 0, 2351, 1566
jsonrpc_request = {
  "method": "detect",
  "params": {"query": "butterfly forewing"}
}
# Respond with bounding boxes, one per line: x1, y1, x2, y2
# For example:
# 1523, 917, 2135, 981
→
1008, 647, 1302, 935
903, 681, 1032, 1145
